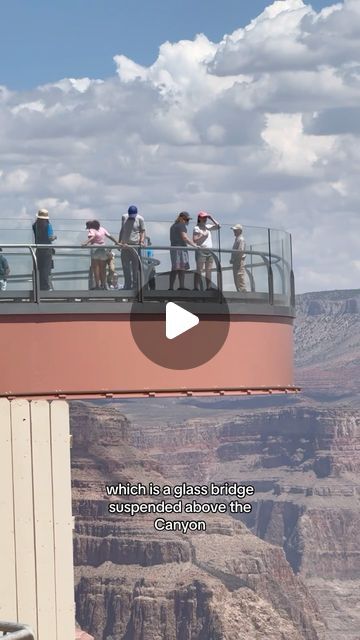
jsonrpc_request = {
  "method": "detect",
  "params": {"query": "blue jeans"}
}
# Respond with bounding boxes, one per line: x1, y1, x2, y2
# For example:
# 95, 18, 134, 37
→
121, 247, 140, 290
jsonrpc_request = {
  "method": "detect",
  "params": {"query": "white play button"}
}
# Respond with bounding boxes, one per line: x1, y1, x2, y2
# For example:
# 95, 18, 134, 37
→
166, 302, 199, 340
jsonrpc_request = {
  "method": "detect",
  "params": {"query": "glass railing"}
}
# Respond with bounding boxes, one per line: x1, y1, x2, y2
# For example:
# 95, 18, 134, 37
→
0, 238, 294, 309
0, 218, 284, 250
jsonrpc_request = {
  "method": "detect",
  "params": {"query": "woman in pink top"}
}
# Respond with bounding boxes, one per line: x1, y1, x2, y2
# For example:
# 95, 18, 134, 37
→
83, 220, 119, 289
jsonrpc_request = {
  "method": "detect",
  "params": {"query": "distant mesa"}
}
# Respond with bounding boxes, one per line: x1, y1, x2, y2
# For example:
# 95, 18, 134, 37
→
342, 298, 359, 314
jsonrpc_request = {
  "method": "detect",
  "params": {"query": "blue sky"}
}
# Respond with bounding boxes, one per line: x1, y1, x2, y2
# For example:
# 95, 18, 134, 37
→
0, 0, 339, 89
0, 0, 358, 292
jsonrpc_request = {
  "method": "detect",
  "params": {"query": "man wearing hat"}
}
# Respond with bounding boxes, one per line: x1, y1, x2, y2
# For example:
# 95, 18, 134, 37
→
230, 224, 247, 292
169, 211, 197, 290
119, 205, 145, 290
32, 209, 57, 290
193, 210, 220, 290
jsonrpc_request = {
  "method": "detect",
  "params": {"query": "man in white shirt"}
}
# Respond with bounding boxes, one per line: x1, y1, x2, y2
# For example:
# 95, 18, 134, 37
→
230, 224, 247, 292
193, 211, 220, 290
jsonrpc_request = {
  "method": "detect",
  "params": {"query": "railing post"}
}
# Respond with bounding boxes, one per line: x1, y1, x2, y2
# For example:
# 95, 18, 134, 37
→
290, 234, 295, 308
136, 246, 144, 303
29, 247, 40, 304
250, 244, 254, 292
267, 229, 274, 305
211, 249, 223, 303
217, 226, 222, 270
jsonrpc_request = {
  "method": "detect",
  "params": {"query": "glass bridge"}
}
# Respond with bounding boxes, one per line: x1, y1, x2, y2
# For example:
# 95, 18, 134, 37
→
0, 220, 297, 398
0, 220, 294, 314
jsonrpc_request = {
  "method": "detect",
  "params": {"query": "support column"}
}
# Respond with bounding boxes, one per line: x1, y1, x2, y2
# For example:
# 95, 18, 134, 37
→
0, 399, 74, 640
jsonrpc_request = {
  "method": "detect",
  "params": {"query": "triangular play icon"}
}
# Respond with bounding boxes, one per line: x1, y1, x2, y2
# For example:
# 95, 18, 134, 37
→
165, 302, 199, 340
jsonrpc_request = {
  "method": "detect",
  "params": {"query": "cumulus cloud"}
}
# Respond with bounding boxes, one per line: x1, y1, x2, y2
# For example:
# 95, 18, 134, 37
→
0, 0, 359, 291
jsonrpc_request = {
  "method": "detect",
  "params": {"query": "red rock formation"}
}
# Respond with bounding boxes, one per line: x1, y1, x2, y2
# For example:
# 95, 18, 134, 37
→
70, 289, 360, 640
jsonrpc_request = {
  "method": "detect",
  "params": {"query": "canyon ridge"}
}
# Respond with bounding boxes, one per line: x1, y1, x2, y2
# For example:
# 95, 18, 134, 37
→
72, 289, 360, 640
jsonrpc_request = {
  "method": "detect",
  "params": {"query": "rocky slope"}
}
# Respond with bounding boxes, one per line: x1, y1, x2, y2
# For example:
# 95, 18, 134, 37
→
71, 403, 326, 640
295, 289, 360, 401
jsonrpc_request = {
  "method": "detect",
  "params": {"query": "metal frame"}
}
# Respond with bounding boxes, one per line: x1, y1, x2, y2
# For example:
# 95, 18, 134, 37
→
1, 385, 301, 401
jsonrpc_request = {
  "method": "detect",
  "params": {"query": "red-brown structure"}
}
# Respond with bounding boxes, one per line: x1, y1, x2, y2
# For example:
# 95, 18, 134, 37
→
0, 312, 296, 399
0, 234, 298, 399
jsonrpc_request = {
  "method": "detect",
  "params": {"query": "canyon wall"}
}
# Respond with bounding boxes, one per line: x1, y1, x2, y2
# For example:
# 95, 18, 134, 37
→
72, 289, 360, 640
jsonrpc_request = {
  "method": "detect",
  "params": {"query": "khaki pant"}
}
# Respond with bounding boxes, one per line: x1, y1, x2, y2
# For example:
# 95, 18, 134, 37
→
233, 260, 247, 292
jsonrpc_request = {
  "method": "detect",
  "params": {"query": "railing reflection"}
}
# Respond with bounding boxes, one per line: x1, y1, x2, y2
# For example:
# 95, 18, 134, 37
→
0, 243, 294, 308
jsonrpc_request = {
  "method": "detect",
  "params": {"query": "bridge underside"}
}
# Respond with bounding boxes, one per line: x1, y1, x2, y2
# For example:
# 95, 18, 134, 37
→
0, 313, 298, 399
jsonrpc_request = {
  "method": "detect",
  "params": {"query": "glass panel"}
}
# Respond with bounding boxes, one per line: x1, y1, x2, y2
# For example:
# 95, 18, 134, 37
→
0, 219, 293, 307
218, 225, 270, 298
0, 246, 35, 299
40, 246, 138, 297
269, 228, 292, 305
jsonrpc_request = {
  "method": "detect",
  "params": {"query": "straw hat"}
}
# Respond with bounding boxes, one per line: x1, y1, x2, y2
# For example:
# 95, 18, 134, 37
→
36, 209, 49, 219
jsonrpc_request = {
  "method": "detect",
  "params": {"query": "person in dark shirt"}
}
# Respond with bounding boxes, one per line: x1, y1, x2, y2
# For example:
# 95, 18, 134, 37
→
0, 248, 10, 291
119, 205, 146, 290
32, 209, 57, 290
169, 212, 197, 290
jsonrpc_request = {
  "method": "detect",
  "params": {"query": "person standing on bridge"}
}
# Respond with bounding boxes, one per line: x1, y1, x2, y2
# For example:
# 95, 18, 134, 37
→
230, 224, 247, 292
119, 205, 146, 290
169, 211, 197, 290
193, 211, 220, 290
83, 220, 119, 289
32, 209, 57, 290
0, 248, 10, 291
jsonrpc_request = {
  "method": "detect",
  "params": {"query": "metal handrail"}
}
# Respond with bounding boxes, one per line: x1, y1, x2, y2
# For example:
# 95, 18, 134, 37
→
0, 621, 35, 640
0, 244, 292, 306
0, 244, 289, 266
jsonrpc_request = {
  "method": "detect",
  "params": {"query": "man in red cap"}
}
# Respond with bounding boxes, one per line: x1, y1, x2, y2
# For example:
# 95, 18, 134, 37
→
193, 211, 220, 290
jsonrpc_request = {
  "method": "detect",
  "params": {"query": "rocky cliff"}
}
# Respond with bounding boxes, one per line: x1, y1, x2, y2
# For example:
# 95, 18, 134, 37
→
71, 403, 326, 640
71, 289, 360, 640
295, 289, 360, 401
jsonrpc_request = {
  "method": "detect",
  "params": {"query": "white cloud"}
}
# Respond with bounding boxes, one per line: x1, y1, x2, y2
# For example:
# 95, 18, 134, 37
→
262, 113, 334, 174
0, 169, 29, 192
12, 100, 45, 115
0, 0, 359, 292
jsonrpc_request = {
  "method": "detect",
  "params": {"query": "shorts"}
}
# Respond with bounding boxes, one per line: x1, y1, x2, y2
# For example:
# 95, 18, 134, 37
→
0, 279, 7, 291
196, 249, 213, 266
170, 248, 190, 271
91, 247, 109, 261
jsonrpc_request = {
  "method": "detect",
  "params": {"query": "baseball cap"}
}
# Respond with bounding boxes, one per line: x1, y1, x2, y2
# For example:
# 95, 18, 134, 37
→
231, 224, 243, 231
198, 211, 208, 218
179, 211, 191, 221
128, 205, 138, 216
